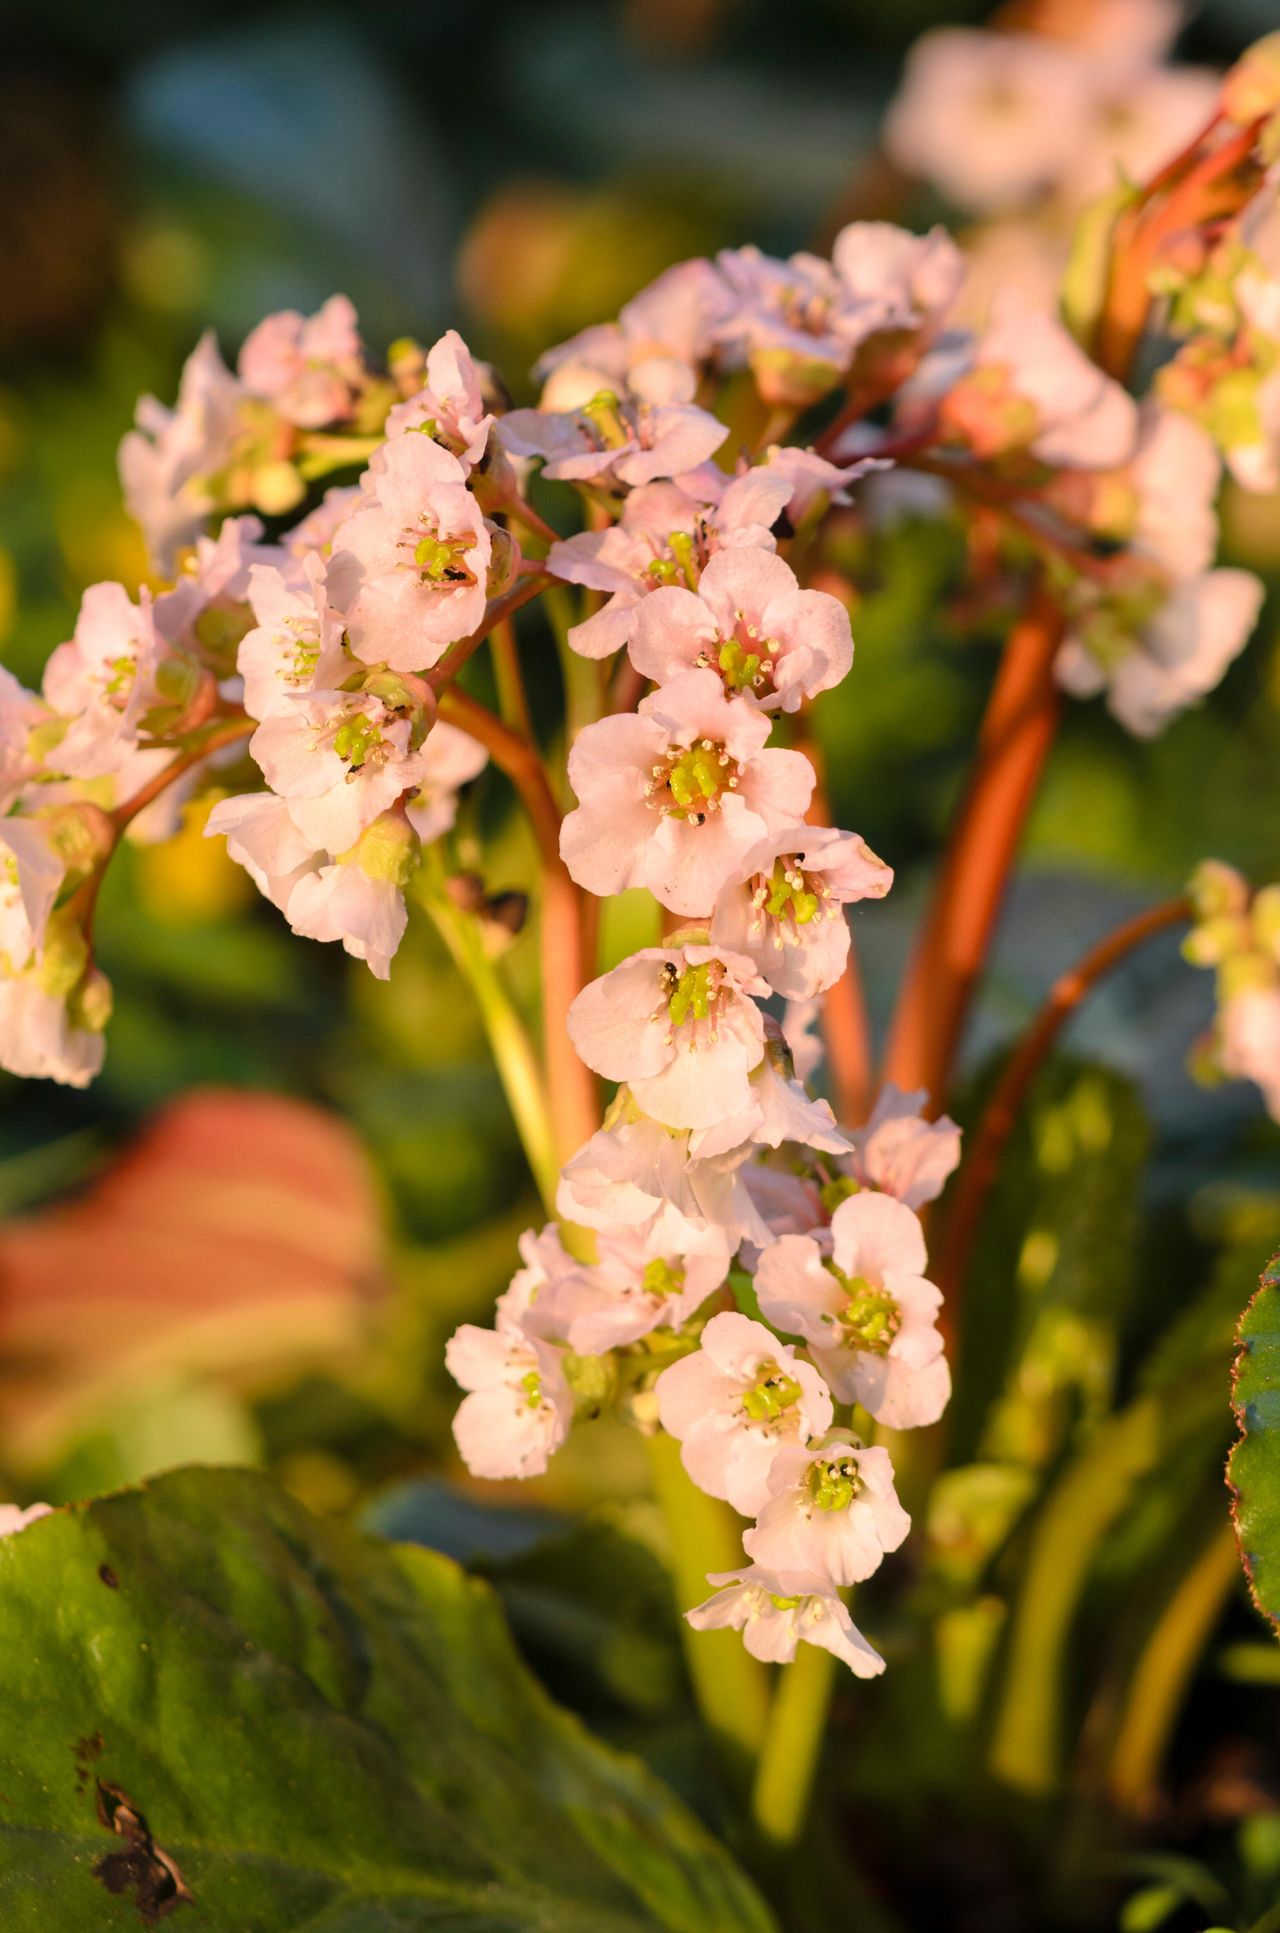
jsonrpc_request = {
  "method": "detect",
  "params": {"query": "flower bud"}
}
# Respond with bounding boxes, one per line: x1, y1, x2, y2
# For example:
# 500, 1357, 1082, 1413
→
469, 438, 518, 513
749, 346, 841, 411
68, 965, 113, 1035
485, 524, 521, 599
40, 801, 114, 881
352, 810, 419, 889
251, 460, 307, 517
1223, 33, 1280, 126
1188, 858, 1250, 922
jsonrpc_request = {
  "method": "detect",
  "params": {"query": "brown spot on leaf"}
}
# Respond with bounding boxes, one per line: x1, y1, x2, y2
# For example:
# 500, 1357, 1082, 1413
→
93, 1781, 192, 1926
73, 1731, 104, 1792
98, 1563, 119, 1589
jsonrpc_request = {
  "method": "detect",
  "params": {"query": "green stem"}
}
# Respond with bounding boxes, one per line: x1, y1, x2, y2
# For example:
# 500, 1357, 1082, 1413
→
419, 854, 559, 1215
750, 1638, 837, 1848
645, 1432, 770, 1784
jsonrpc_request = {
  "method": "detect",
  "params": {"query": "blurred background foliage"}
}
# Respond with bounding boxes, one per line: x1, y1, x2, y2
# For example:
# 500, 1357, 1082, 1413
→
3, 1, 1280, 1927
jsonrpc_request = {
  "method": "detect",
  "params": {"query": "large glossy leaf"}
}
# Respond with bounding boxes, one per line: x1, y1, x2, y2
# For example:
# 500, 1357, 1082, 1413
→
1229, 1248, 1280, 1634
0, 1466, 774, 1932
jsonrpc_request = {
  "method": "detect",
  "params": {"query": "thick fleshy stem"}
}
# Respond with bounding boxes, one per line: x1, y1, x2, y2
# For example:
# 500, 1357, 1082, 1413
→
882, 584, 1064, 1108
1094, 115, 1265, 381
936, 894, 1190, 1336
645, 1431, 770, 1786
750, 1638, 838, 1849
436, 686, 598, 1162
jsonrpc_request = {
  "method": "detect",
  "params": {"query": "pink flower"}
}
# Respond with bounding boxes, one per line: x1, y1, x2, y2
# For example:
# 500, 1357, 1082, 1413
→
0, 1502, 53, 1537
204, 791, 320, 913
154, 515, 282, 664
557, 1116, 770, 1252
326, 435, 494, 671
284, 486, 362, 563
831, 222, 964, 343
286, 812, 417, 979
844, 1084, 962, 1210
386, 329, 494, 467
743, 1433, 910, 1584
754, 1192, 949, 1425
238, 294, 365, 428
445, 1320, 573, 1480
566, 942, 768, 1131
1220, 986, 1280, 1120
249, 685, 434, 854
0, 667, 48, 810
501, 359, 727, 489
119, 332, 244, 571
941, 308, 1138, 469
548, 471, 790, 660
781, 997, 824, 1085
42, 583, 168, 778
536, 259, 735, 391
0, 817, 63, 967
714, 246, 877, 406
710, 825, 892, 1000
405, 721, 488, 846
561, 670, 815, 916
687, 1565, 884, 1674
1068, 65, 1221, 207
534, 1222, 734, 1356
689, 1030, 853, 1163
1127, 404, 1222, 578
0, 975, 106, 1089
630, 548, 853, 714
655, 1311, 834, 1516
759, 446, 886, 527
236, 556, 349, 721
1056, 569, 1264, 737
884, 29, 1092, 215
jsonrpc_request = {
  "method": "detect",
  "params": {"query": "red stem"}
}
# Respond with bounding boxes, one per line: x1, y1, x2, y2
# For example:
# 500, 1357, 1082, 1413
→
112, 715, 256, 834
882, 585, 1063, 1108
1095, 117, 1263, 381
437, 685, 598, 1160
937, 895, 1190, 1326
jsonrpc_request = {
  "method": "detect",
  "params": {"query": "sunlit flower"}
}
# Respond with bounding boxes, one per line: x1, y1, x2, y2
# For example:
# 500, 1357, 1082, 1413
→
743, 1432, 910, 1584
687, 1565, 885, 1674
655, 1310, 834, 1516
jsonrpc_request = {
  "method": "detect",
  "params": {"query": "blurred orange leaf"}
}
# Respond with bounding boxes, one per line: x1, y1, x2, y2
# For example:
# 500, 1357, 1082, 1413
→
0, 1088, 384, 1462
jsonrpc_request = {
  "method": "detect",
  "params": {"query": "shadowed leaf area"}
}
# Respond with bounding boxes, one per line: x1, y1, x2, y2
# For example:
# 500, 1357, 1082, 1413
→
0, 1466, 774, 1933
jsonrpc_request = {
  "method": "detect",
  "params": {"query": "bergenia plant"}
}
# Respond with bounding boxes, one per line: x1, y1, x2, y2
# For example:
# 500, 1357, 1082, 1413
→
9, 17, 1280, 1906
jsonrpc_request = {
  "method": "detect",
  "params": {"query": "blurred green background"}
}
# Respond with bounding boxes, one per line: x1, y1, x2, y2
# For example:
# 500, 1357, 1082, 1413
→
4, 4, 1280, 1927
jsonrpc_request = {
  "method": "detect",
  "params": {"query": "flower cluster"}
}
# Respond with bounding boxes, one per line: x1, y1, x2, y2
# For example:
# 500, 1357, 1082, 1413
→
450, 1055, 960, 1673
3, 16, 1279, 1696
1184, 860, 1280, 1120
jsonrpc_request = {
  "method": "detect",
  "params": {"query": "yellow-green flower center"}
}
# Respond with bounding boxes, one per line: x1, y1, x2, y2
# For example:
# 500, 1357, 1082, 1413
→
582, 389, 631, 450
332, 711, 383, 770
741, 1361, 804, 1425
413, 533, 473, 582
663, 960, 718, 1028
763, 857, 821, 925
825, 1265, 900, 1354
806, 1453, 861, 1513
651, 739, 737, 819
519, 1370, 543, 1410
641, 1257, 686, 1299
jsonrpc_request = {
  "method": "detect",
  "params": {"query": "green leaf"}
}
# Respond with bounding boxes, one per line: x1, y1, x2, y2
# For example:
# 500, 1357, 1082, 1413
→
0, 1466, 775, 1932
1230, 1249, 1280, 1635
